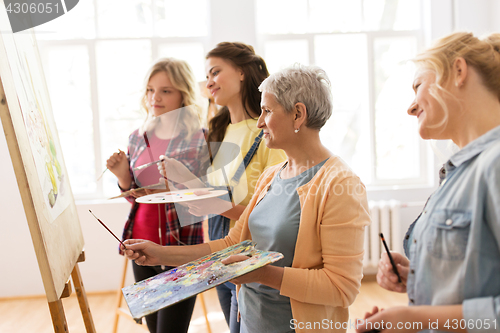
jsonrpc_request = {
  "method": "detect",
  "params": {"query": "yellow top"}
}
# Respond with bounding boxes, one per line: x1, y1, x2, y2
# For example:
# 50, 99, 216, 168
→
206, 118, 287, 228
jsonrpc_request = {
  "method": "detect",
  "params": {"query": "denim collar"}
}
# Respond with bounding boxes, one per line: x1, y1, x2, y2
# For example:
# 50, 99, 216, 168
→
446, 125, 500, 171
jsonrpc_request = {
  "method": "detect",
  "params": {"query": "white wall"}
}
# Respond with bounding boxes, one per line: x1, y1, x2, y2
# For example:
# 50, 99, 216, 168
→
1, 0, 500, 298
492, 0, 500, 32
454, 0, 495, 35
0, 121, 136, 297
0, 126, 44, 297
423, 0, 454, 42
209, 0, 257, 48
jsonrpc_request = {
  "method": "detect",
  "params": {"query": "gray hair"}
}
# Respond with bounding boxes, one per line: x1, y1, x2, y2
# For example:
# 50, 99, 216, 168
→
259, 64, 333, 130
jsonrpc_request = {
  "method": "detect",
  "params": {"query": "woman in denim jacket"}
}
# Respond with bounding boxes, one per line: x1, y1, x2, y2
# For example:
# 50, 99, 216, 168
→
358, 32, 500, 333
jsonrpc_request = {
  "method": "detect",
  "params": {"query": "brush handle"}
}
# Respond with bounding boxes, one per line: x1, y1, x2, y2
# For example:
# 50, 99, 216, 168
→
133, 158, 164, 171
380, 233, 402, 283
96, 167, 108, 181
89, 210, 127, 250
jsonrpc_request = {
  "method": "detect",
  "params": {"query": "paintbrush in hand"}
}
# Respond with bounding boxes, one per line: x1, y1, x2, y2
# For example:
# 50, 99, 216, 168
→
133, 158, 165, 171
97, 149, 125, 181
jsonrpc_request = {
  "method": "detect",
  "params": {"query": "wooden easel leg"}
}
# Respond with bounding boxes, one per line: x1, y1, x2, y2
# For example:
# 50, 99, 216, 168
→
112, 256, 130, 333
198, 293, 212, 333
47, 299, 69, 333
71, 263, 96, 333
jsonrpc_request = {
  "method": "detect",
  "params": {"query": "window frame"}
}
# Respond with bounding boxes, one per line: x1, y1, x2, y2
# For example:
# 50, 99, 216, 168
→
36, 0, 437, 200
256, 24, 428, 189
38, 36, 210, 201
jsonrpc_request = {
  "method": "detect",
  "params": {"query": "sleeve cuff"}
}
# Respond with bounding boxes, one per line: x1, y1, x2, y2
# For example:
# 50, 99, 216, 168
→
208, 239, 229, 253
463, 297, 499, 333
279, 267, 307, 302
118, 182, 131, 192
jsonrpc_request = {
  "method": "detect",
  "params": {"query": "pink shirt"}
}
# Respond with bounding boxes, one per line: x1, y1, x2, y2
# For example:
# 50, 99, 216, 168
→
133, 132, 170, 244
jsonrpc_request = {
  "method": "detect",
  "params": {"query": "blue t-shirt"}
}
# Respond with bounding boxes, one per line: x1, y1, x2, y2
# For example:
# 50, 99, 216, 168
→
239, 159, 328, 333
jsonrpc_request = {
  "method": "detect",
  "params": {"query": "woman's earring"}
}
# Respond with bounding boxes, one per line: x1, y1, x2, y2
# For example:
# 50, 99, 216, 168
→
294, 128, 300, 134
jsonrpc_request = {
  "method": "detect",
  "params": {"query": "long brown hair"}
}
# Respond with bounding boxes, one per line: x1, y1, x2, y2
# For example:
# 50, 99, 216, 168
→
206, 42, 269, 145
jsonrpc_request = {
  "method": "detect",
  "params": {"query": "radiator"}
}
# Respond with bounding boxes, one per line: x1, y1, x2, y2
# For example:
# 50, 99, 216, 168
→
363, 200, 403, 275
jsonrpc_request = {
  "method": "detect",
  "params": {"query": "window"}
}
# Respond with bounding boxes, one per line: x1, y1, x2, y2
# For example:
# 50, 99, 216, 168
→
257, 0, 426, 186
36, 0, 429, 199
35, 0, 209, 199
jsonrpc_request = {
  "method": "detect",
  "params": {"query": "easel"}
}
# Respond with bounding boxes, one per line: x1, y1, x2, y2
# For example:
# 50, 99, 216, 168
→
50, 252, 96, 333
0, 3, 97, 331
112, 257, 212, 333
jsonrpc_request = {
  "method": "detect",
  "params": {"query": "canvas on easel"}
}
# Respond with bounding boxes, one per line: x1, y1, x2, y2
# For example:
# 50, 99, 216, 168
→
0, 1, 95, 332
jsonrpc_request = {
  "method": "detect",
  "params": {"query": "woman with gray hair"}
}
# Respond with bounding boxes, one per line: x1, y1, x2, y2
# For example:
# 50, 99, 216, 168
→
123, 64, 371, 333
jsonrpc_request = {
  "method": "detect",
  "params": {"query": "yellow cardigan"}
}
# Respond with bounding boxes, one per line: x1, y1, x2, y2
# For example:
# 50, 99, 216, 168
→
209, 156, 371, 332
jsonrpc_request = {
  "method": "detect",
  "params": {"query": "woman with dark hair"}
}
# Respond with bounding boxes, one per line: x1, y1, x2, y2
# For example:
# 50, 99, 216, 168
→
202, 42, 287, 333
160, 42, 286, 332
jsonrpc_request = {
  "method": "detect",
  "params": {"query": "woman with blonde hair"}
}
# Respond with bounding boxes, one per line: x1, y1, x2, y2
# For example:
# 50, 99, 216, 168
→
106, 58, 207, 333
357, 32, 500, 333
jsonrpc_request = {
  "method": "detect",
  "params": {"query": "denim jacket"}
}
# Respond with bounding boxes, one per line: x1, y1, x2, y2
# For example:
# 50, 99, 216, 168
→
404, 126, 500, 333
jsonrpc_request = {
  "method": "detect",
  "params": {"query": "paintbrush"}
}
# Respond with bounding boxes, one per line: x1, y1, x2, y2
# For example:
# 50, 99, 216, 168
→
89, 210, 127, 250
96, 168, 108, 181
380, 233, 402, 283
133, 158, 165, 171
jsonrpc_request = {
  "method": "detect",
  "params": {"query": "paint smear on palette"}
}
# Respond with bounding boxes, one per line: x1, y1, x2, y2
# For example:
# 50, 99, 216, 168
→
122, 240, 283, 319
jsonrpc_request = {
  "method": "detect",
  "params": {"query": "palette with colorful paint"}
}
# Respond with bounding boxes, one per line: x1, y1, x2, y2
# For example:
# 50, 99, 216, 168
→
135, 187, 227, 204
122, 240, 284, 319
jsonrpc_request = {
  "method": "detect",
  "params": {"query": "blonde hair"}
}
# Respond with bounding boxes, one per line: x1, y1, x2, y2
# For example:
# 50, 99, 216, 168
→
139, 58, 204, 137
412, 32, 500, 128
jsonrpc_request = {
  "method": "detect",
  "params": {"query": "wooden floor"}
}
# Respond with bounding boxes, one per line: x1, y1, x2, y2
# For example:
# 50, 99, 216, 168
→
0, 280, 408, 333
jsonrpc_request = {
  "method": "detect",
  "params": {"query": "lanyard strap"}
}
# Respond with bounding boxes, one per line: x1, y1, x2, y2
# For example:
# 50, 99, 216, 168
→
230, 130, 264, 185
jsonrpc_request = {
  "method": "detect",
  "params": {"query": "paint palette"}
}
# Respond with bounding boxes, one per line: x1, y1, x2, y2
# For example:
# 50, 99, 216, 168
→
135, 187, 226, 204
122, 240, 284, 319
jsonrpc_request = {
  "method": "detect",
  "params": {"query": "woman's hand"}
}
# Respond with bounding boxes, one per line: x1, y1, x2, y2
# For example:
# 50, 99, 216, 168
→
122, 239, 166, 266
377, 252, 409, 293
158, 155, 201, 187
222, 255, 284, 290
106, 150, 132, 188
355, 306, 422, 333
222, 255, 266, 284
356, 305, 466, 333
186, 197, 233, 216
363, 306, 382, 321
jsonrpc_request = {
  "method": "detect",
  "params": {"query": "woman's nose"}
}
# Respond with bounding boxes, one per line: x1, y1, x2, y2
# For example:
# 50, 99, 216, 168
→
257, 112, 265, 128
206, 78, 213, 89
408, 100, 418, 116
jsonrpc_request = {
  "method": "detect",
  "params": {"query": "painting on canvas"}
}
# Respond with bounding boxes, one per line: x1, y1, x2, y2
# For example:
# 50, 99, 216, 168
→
1, 25, 70, 221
